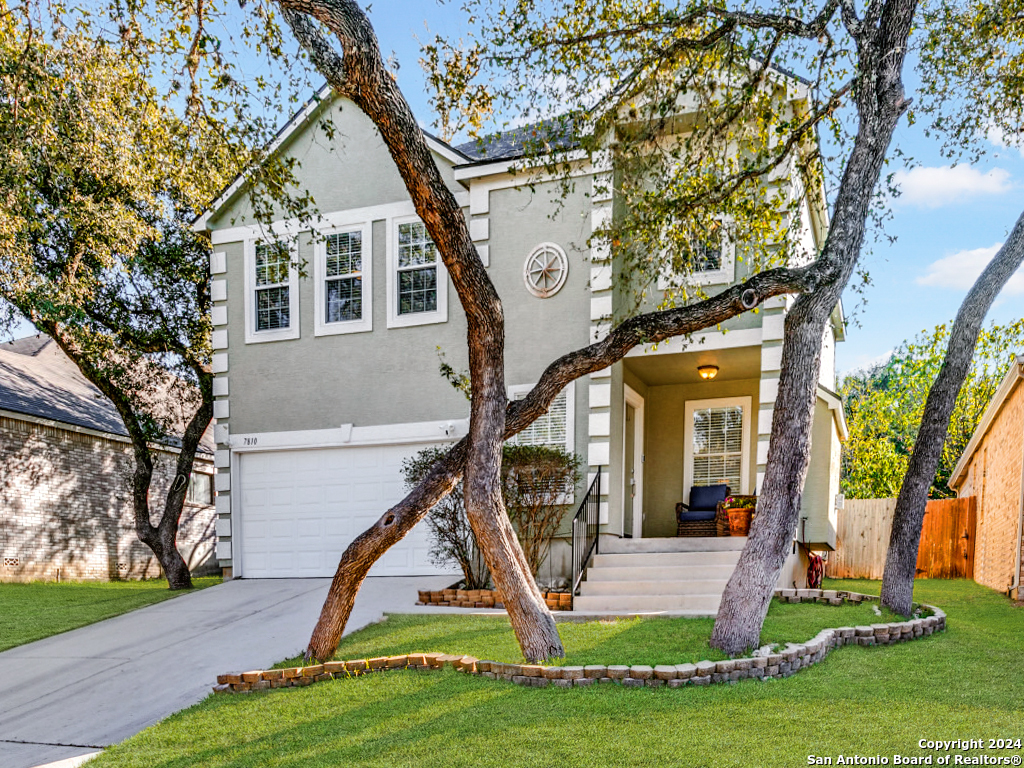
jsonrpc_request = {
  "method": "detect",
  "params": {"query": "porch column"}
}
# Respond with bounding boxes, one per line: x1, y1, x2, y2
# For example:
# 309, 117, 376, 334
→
587, 153, 613, 524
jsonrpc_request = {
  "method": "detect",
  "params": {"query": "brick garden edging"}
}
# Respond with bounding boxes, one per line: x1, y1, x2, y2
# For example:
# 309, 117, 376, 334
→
213, 589, 946, 694
416, 587, 572, 611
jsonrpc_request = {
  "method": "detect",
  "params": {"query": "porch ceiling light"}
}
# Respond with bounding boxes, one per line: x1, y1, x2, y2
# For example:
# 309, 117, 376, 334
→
697, 364, 720, 380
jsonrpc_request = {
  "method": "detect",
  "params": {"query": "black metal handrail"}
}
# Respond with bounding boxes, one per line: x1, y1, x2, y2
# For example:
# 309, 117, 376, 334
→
571, 468, 602, 601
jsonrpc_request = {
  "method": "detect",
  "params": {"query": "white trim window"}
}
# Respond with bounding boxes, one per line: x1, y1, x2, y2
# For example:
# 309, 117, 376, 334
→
244, 238, 299, 343
387, 216, 448, 328
682, 396, 751, 503
507, 382, 575, 454
658, 219, 736, 290
315, 224, 372, 336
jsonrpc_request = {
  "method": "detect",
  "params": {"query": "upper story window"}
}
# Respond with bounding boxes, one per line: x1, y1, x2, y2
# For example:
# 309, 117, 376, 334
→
398, 221, 437, 314
315, 224, 372, 336
245, 238, 299, 344
387, 216, 448, 328
658, 220, 735, 290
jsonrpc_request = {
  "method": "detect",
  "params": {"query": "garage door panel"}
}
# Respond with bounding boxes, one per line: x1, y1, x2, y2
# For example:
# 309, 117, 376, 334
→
239, 443, 458, 578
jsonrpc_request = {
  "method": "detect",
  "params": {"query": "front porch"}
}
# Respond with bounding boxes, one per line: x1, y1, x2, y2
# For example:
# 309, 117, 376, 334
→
616, 343, 762, 541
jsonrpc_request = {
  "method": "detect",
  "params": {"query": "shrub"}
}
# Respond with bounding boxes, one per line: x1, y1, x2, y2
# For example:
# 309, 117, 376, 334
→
402, 447, 490, 590
402, 445, 580, 587
502, 445, 581, 579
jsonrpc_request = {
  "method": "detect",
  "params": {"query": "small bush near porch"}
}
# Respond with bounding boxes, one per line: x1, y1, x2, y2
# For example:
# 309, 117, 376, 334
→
89, 579, 1022, 768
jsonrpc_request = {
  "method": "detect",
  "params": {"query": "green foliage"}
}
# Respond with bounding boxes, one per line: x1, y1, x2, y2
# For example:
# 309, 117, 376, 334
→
917, 0, 1024, 162
403, 447, 487, 589
501, 444, 581, 579
723, 495, 756, 510
0, 22, 226, 436
436, 347, 472, 401
403, 444, 580, 586
840, 320, 1024, 499
423, 0, 854, 317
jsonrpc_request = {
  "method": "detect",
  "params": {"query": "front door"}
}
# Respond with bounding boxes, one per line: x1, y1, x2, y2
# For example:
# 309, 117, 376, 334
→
623, 385, 645, 538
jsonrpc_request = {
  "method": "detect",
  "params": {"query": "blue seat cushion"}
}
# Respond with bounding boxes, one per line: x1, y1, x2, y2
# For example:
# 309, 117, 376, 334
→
688, 484, 730, 512
678, 509, 717, 522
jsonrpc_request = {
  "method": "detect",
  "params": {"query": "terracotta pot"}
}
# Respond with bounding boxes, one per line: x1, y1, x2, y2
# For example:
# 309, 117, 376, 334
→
727, 508, 752, 536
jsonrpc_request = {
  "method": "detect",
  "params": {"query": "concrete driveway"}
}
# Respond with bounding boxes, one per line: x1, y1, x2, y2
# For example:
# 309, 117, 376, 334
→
0, 575, 455, 768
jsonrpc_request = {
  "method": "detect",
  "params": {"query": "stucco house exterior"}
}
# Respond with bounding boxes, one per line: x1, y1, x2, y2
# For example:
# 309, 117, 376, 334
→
950, 355, 1024, 599
193, 81, 847, 604
0, 335, 216, 581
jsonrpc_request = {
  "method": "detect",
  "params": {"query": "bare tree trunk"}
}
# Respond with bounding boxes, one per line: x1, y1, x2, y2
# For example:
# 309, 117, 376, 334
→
40, 322, 213, 590
280, 1, 564, 662
307, 442, 467, 661
881, 209, 1024, 615
463, 316, 563, 661
710, 0, 918, 654
280, 0, 929, 663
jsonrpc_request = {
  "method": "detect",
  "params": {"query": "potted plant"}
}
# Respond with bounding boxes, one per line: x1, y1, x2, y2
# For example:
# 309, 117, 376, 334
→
724, 496, 757, 536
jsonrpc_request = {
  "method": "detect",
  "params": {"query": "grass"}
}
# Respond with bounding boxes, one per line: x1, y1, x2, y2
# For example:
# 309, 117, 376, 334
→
91, 579, 1023, 768
0, 576, 221, 652
274, 597, 907, 669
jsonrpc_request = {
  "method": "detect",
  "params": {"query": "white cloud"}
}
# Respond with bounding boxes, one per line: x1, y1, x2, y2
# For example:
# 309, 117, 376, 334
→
892, 165, 1012, 208
917, 242, 1024, 294
986, 123, 1024, 159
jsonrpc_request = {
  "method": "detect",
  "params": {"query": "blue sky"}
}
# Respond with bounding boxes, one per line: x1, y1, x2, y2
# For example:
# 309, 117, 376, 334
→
17, 2, 1022, 378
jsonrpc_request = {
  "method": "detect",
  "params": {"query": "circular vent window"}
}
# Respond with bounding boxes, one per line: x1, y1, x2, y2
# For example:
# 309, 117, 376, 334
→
523, 243, 568, 298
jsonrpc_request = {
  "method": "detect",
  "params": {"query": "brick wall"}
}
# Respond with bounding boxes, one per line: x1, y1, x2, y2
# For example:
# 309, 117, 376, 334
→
0, 414, 215, 582
957, 383, 1024, 595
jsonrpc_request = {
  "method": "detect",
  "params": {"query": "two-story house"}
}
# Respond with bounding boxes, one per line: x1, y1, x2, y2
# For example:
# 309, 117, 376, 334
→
193, 80, 846, 609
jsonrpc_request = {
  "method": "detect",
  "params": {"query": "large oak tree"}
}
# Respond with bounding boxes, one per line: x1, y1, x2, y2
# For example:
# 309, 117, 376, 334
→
0, 14, 312, 588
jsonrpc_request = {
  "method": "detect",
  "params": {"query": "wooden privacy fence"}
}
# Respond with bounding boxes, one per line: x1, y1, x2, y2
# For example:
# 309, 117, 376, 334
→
825, 496, 977, 580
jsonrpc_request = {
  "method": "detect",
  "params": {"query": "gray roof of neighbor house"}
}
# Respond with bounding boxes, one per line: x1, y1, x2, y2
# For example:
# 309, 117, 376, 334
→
0, 335, 214, 453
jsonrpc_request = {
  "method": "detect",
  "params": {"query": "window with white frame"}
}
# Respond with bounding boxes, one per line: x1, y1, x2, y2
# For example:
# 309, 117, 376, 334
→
398, 220, 438, 314
388, 217, 448, 327
507, 382, 575, 453
315, 225, 372, 335
658, 219, 735, 289
683, 396, 750, 501
245, 238, 299, 343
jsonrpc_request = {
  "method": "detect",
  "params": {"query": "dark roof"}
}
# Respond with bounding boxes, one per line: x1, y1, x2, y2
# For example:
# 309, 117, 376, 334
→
454, 117, 579, 164
0, 336, 213, 453
3, 334, 52, 356
0, 337, 128, 436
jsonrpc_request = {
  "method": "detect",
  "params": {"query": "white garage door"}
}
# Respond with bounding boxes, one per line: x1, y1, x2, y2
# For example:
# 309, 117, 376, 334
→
238, 443, 458, 578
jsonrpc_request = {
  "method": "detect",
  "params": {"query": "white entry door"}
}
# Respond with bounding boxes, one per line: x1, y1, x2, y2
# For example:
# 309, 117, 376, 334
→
237, 443, 458, 578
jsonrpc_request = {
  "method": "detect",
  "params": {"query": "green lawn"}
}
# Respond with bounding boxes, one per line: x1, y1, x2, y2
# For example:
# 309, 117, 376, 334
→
92, 579, 1023, 768
0, 577, 221, 652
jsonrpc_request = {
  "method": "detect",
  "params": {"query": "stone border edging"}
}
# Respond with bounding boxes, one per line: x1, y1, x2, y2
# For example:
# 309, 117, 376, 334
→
213, 590, 946, 694
415, 587, 573, 611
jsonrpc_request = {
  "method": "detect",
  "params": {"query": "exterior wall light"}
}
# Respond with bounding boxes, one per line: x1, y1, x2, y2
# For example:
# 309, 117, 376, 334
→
697, 365, 720, 380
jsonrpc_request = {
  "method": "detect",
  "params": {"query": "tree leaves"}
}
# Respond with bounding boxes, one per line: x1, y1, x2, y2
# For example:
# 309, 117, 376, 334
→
840, 319, 1024, 499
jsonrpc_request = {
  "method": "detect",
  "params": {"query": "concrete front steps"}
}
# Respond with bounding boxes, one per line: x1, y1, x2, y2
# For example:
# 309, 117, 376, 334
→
572, 536, 745, 615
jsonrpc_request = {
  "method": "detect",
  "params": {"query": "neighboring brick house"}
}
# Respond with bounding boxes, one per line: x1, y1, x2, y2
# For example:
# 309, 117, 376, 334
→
950, 355, 1024, 599
0, 335, 216, 582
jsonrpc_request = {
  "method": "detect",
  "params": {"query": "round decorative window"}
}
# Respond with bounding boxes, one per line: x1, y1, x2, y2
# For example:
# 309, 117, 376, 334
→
523, 243, 569, 298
